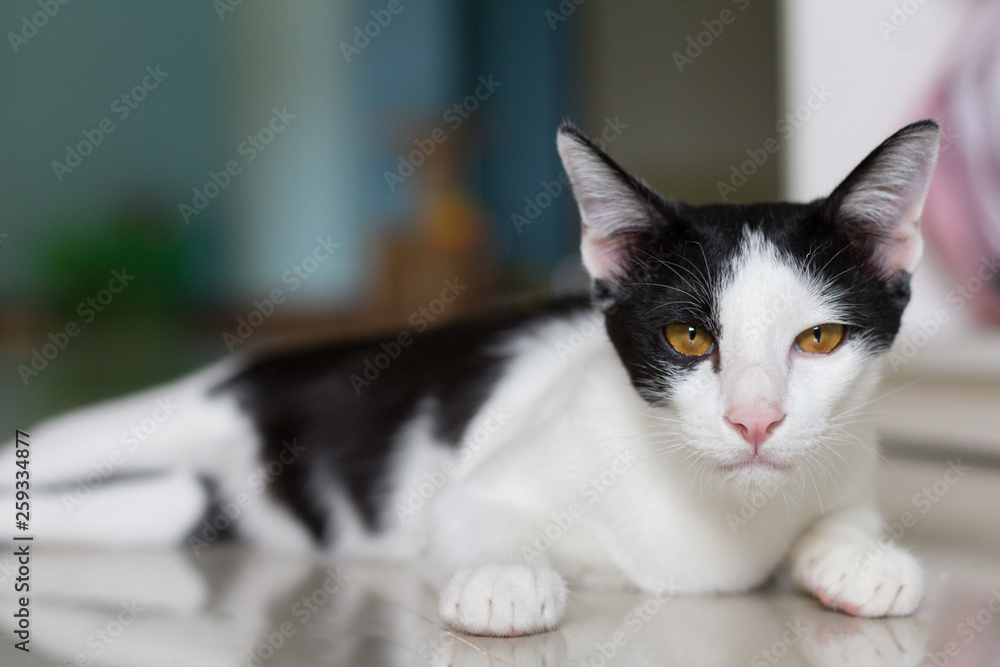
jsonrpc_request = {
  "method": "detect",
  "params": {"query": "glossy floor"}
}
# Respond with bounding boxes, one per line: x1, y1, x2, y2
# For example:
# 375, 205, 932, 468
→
1, 457, 998, 666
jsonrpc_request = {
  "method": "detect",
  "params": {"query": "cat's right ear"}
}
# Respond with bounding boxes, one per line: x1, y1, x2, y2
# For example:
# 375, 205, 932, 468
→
557, 123, 658, 282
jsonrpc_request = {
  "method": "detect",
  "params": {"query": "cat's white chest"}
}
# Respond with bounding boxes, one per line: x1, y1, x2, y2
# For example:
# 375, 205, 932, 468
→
559, 459, 823, 593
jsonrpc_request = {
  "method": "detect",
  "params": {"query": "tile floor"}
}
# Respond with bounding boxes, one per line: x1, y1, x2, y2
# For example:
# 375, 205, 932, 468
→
1, 456, 997, 666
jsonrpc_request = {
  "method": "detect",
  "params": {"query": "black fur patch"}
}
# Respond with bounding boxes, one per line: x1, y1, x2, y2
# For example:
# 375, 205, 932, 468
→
218, 296, 592, 542
189, 475, 238, 544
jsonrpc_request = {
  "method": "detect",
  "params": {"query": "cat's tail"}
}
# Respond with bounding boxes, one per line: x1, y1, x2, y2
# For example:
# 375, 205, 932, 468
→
0, 361, 311, 550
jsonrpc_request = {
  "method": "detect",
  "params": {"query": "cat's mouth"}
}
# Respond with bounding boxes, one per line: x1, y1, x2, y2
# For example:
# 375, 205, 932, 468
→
716, 456, 794, 476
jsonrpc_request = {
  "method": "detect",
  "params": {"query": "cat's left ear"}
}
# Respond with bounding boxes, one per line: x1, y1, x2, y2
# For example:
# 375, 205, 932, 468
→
828, 120, 940, 276
557, 123, 659, 282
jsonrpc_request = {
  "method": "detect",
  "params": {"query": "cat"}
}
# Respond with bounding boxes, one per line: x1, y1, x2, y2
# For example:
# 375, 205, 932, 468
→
1, 119, 939, 638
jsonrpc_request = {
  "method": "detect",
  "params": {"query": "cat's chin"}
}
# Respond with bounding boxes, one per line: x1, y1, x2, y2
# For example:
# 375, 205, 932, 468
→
715, 457, 793, 487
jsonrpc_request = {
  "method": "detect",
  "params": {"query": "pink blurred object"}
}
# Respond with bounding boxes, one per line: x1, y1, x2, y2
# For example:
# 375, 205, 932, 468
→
922, 1, 1000, 325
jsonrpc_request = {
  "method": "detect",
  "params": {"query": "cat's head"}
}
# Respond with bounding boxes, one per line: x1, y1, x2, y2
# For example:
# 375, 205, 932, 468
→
557, 121, 939, 486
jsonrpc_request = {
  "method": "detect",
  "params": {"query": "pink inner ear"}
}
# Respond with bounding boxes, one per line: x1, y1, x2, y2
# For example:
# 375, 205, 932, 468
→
873, 182, 928, 275
581, 227, 629, 280
877, 219, 923, 275
576, 188, 652, 281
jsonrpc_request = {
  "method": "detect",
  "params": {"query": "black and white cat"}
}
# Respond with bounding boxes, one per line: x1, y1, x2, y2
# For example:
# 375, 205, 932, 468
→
2, 120, 939, 637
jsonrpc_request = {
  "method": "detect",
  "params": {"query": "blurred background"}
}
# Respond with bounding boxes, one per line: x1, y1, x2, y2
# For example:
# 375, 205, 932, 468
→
1, 0, 999, 464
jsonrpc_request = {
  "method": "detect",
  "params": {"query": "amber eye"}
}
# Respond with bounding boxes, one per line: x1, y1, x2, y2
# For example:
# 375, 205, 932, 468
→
664, 324, 714, 357
795, 323, 845, 354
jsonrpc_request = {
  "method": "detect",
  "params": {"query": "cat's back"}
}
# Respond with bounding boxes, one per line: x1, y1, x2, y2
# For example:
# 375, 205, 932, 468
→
215, 294, 600, 542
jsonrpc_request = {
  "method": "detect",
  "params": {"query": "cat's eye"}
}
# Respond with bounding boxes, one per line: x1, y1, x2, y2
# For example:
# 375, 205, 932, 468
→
664, 324, 714, 357
794, 323, 845, 355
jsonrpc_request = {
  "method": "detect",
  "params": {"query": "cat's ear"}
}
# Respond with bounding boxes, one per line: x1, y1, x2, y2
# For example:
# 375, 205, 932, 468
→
828, 120, 940, 276
557, 123, 658, 281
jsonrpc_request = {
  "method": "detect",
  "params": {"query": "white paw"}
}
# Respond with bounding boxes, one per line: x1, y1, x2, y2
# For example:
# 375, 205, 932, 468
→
438, 564, 567, 636
794, 542, 924, 617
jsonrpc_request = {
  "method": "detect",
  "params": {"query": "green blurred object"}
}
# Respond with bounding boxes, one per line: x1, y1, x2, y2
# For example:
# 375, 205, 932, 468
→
38, 201, 197, 319
24, 200, 213, 416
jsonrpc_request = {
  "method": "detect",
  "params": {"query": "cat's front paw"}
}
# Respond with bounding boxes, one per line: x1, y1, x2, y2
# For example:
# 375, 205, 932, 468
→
794, 542, 924, 617
438, 563, 567, 637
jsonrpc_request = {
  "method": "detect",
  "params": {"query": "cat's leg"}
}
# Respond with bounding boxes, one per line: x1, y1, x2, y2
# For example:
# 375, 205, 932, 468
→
13, 469, 207, 545
789, 506, 924, 617
0, 362, 261, 546
0, 362, 251, 488
425, 495, 568, 637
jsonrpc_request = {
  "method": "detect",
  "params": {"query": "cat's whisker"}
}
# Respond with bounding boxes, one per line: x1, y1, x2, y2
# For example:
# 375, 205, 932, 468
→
686, 240, 715, 293
802, 461, 825, 514
811, 242, 852, 279
637, 245, 712, 293
802, 238, 833, 275
828, 411, 891, 426
811, 446, 848, 508
822, 425, 904, 477
831, 372, 941, 421
811, 436, 852, 470
634, 256, 701, 292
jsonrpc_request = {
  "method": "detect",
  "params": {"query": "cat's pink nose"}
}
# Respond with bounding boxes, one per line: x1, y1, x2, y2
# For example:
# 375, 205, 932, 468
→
725, 408, 785, 453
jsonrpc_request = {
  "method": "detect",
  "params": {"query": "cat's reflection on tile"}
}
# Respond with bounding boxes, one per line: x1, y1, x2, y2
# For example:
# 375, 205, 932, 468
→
0, 546, 925, 666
